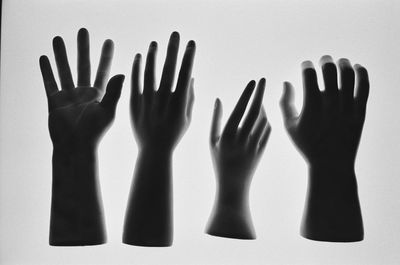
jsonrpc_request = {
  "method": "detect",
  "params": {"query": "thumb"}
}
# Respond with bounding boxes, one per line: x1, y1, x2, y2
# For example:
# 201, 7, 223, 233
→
210, 98, 222, 146
279, 81, 298, 124
101, 74, 125, 110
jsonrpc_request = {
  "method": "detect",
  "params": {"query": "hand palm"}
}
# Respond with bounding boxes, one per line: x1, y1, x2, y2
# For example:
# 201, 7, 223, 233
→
281, 56, 369, 166
40, 28, 125, 149
48, 87, 110, 145
210, 79, 271, 180
132, 97, 191, 150
130, 33, 195, 152
289, 101, 363, 164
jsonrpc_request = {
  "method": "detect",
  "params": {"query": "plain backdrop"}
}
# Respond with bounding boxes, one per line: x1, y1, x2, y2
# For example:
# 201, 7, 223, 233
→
1, 0, 400, 264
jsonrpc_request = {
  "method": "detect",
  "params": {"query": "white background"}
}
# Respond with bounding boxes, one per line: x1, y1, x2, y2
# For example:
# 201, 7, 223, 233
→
1, 0, 400, 264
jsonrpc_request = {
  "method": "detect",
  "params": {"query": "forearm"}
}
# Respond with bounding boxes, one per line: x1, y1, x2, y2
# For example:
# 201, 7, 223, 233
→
123, 148, 173, 246
206, 178, 255, 239
50, 145, 106, 246
301, 163, 364, 242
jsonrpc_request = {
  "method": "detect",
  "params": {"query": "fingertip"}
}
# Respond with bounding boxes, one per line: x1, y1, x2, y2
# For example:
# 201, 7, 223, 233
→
117, 74, 125, 83
214, 98, 223, 111
150, 41, 158, 48
171, 31, 180, 40
103, 39, 114, 49
187, 40, 196, 49
52, 36, 63, 46
354, 64, 369, 78
110, 74, 125, 84
39, 55, 48, 65
338, 58, 351, 67
281, 82, 293, 103
104, 39, 114, 45
248, 79, 256, 87
78, 28, 88, 36
301, 60, 315, 70
258, 78, 266, 90
134, 53, 142, 61
319, 55, 334, 66
354, 64, 366, 71
283, 81, 293, 92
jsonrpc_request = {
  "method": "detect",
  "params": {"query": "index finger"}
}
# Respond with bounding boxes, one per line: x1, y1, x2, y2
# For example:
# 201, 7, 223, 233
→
174, 40, 196, 99
39, 55, 59, 98
222, 80, 256, 137
94, 39, 114, 91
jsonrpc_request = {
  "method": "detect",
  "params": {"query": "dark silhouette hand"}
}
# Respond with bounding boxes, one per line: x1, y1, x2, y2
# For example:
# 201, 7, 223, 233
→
123, 32, 195, 246
130, 35, 195, 152
40, 29, 124, 148
206, 79, 271, 239
39, 28, 124, 246
280, 56, 369, 242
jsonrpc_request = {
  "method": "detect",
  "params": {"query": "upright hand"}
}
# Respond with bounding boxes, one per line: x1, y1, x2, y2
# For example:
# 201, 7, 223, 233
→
130, 32, 195, 153
279, 55, 369, 242
40, 28, 124, 150
123, 32, 195, 246
280, 56, 369, 167
39, 28, 124, 246
206, 79, 271, 239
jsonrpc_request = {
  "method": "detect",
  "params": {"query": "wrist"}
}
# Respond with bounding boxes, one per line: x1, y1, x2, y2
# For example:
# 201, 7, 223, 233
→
206, 175, 255, 239
309, 159, 355, 173
302, 160, 363, 242
53, 140, 96, 155
307, 162, 358, 195
138, 145, 173, 159
214, 180, 251, 209
206, 197, 255, 239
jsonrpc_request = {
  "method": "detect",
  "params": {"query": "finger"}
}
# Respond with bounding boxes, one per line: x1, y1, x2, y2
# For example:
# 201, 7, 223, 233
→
258, 123, 271, 154
320, 55, 339, 103
131, 54, 142, 119
186, 78, 195, 120
354, 64, 369, 118
210, 98, 223, 146
259, 105, 267, 122
174, 40, 196, 99
100, 74, 125, 110
39, 55, 59, 98
239, 78, 266, 141
53, 36, 74, 90
94, 39, 114, 91
159, 32, 180, 95
338, 58, 355, 112
279, 81, 298, 125
143, 41, 157, 102
301, 61, 320, 115
77, 28, 91, 86
222, 80, 256, 137
248, 107, 267, 150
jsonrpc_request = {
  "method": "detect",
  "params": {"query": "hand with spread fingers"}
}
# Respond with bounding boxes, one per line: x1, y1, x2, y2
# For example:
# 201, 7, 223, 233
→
205, 78, 271, 239
280, 56, 369, 242
39, 28, 124, 246
123, 32, 195, 247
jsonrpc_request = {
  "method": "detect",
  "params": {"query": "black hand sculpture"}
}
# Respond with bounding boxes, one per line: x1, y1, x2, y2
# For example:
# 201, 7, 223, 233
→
280, 56, 369, 242
123, 32, 195, 246
39, 28, 124, 246
205, 79, 271, 239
